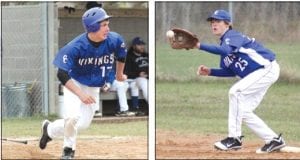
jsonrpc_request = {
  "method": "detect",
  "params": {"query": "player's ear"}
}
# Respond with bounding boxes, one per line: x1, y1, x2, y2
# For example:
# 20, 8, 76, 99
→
224, 21, 232, 29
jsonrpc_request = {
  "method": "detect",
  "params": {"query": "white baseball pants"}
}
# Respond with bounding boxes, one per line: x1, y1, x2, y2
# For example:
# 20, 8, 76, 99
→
129, 77, 148, 102
109, 80, 129, 112
228, 60, 280, 143
47, 79, 99, 150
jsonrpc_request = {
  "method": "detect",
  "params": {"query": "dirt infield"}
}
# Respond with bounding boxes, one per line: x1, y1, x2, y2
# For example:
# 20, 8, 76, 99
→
156, 130, 300, 159
2, 136, 147, 159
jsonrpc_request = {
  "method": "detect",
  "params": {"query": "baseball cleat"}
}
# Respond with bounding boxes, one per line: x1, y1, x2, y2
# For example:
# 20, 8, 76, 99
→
258, 134, 286, 153
115, 110, 136, 117
61, 147, 75, 159
131, 108, 146, 116
135, 110, 146, 116
214, 136, 244, 151
39, 120, 52, 149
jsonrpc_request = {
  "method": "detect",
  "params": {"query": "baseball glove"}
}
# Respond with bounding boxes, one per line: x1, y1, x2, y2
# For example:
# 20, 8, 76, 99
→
169, 28, 199, 50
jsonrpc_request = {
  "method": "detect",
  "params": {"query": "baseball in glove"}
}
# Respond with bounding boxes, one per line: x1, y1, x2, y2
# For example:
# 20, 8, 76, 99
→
166, 28, 199, 50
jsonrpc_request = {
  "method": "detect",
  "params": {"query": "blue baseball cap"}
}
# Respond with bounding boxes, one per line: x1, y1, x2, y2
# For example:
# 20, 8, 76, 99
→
132, 37, 146, 45
207, 10, 231, 23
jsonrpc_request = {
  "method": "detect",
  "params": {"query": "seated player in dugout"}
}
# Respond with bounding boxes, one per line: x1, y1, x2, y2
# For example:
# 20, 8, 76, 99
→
195, 10, 285, 153
39, 7, 128, 159
102, 64, 136, 117
125, 37, 149, 116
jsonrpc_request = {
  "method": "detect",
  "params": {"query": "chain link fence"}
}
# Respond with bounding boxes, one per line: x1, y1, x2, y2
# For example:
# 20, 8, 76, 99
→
2, 2, 148, 118
2, 3, 48, 118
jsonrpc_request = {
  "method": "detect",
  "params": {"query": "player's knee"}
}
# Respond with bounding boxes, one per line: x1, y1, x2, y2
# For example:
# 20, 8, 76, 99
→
129, 81, 137, 89
64, 117, 79, 136
228, 88, 240, 98
242, 111, 255, 121
65, 117, 78, 127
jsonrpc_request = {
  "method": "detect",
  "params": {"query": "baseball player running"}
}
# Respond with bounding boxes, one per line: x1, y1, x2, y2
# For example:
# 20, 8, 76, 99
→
39, 7, 127, 159
196, 10, 285, 153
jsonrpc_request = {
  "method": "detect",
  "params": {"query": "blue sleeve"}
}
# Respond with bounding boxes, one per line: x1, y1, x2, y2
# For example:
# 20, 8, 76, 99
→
115, 35, 127, 59
53, 45, 77, 71
210, 68, 236, 77
199, 43, 233, 56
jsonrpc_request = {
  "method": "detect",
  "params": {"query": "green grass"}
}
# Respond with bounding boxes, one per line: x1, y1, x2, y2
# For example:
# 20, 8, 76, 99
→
156, 81, 300, 142
156, 44, 220, 81
2, 116, 147, 138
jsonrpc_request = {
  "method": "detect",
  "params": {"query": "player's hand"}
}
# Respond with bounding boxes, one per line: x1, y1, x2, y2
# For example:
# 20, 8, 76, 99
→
197, 65, 211, 76
102, 83, 111, 92
116, 74, 127, 81
194, 42, 201, 49
78, 92, 96, 105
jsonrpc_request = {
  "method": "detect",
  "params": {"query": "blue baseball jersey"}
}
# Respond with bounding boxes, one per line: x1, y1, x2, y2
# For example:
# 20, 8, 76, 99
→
200, 29, 275, 78
53, 32, 127, 87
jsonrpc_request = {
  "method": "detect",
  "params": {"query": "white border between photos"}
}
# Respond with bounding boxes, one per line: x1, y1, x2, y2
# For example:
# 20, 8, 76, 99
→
148, 0, 155, 159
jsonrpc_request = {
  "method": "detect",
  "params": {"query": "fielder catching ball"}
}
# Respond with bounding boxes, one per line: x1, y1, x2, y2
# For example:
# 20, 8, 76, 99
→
39, 7, 127, 159
168, 10, 286, 153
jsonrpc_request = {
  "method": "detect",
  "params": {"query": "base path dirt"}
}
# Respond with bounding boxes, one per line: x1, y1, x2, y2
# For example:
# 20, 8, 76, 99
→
2, 136, 147, 159
156, 130, 300, 159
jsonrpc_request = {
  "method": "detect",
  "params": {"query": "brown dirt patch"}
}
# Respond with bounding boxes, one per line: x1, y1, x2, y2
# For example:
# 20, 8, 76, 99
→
156, 130, 300, 159
2, 136, 147, 159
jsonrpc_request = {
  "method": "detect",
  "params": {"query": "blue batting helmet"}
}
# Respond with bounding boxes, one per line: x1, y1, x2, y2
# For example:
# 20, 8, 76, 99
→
207, 10, 231, 23
82, 7, 111, 32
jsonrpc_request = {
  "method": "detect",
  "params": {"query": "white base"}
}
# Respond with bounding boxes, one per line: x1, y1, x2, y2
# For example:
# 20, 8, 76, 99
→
280, 146, 300, 153
256, 146, 300, 154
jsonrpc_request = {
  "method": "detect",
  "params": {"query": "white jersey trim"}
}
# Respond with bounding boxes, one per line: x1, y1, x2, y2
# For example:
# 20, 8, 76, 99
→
239, 47, 271, 66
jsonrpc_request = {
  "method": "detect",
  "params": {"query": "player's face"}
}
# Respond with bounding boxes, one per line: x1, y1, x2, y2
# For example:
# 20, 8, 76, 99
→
210, 19, 229, 36
96, 20, 110, 40
134, 44, 145, 53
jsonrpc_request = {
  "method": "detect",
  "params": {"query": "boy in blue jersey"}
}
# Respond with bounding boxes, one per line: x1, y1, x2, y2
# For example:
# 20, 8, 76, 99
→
38, 7, 128, 159
196, 10, 285, 153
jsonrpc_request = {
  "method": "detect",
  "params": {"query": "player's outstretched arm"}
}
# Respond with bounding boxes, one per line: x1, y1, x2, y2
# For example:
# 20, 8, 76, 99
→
198, 66, 236, 77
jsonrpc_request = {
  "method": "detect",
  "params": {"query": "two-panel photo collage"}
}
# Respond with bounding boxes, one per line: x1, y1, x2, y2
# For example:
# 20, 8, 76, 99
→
1, 1, 300, 159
